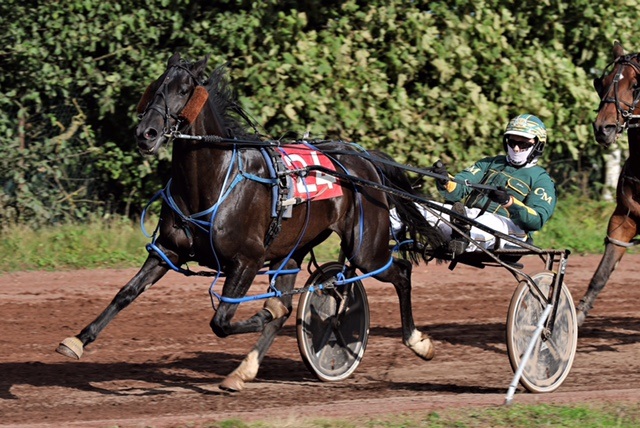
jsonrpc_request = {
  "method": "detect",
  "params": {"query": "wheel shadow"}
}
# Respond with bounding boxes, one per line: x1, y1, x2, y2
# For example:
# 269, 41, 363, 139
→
388, 381, 505, 394
371, 321, 509, 355
372, 315, 640, 354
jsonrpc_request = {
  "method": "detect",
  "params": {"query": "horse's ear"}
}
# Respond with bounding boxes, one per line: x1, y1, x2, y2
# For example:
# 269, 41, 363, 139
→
136, 77, 161, 115
193, 54, 211, 80
593, 77, 603, 95
168, 52, 181, 67
613, 41, 625, 59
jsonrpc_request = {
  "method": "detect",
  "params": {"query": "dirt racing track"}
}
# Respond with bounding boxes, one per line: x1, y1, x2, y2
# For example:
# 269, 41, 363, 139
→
2, 254, 640, 427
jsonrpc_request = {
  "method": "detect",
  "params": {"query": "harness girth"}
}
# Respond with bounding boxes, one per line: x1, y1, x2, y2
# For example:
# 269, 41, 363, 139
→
262, 146, 291, 248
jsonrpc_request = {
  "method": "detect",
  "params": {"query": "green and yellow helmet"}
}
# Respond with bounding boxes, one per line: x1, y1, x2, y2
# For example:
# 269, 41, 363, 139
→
503, 114, 547, 163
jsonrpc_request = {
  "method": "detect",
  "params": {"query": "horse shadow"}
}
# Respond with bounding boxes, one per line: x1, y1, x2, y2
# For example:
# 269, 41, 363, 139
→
576, 315, 640, 352
11, 315, 630, 400
372, 321, 509, 355
255, 324, 509, 395
0, 349, 314, 401
368, 322, 510, 394
280, 322, 509, 354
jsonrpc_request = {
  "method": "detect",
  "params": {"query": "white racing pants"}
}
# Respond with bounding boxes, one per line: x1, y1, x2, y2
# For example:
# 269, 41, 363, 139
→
390, 202, 527, 252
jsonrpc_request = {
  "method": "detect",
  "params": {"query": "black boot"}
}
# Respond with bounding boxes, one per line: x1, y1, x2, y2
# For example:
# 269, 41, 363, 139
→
448, 202, 470, 256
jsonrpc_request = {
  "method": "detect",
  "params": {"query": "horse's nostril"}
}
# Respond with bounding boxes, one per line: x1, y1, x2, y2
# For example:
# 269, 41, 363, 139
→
602, 125, 619, 138
144, 128, 158, 140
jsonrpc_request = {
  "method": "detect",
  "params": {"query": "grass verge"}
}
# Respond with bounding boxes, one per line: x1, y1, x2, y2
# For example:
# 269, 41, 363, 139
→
0, 196, 622, 273
168, 403, 640, 427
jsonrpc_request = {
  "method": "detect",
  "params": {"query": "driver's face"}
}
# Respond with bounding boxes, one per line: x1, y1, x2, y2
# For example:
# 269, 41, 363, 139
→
506, 135, 535, 152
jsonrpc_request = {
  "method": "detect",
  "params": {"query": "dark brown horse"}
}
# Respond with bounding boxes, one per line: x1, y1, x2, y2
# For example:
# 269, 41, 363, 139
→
577, 42, 640, 325
55, 53, 445, 391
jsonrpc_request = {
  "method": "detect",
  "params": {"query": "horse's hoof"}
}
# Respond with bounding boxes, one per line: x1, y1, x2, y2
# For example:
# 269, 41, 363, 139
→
56, 337, 84, 360
219, 375, 244, 392
576, 310, 586, 327
407, 330, 435, 361
418, 339, 435, 361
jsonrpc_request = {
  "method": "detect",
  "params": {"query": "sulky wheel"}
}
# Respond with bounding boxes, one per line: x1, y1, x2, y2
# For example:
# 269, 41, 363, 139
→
506, 271, 577, 393
296, 262, 370, 382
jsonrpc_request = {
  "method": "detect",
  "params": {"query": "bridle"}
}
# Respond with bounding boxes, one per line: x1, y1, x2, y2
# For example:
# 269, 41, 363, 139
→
137, 61, 209, 137
595, 54, 640, 132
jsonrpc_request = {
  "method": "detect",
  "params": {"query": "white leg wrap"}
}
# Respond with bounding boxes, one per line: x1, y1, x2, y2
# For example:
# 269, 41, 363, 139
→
56, 336, 84, 360
406, 329, 435, 361
235, 350, 260, 381
219, 350, 260, 392
263, 298, 289, 319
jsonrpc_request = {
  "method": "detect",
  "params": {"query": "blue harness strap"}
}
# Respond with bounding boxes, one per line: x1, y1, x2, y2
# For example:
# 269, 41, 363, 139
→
140, 140, 394, 307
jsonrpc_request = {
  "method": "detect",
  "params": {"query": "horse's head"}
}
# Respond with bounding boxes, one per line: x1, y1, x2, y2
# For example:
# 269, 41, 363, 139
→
593, 42, 640, 148
135, 52, 210, 155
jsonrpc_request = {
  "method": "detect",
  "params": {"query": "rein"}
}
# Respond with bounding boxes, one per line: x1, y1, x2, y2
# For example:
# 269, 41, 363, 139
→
596, 54, 640, 131
165, 132, 503, 195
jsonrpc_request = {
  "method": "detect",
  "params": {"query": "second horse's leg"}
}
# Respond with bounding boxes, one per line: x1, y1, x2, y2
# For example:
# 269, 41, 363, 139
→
576, 243, 627, 326
577, 212, 637, 326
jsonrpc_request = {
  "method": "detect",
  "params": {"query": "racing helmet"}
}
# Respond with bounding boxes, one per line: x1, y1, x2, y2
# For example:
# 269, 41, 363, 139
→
503, 114, 547, 165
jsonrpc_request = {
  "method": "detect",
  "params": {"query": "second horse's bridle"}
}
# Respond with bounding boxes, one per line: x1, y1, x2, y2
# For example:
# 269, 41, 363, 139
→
594, 54, 640, 131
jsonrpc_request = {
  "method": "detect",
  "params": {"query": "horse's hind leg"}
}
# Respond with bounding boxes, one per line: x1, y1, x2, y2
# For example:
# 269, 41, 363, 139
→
217, 262, 297, 392
56, 255, 169, 359
577, 213, 636, 326
377, 257, 435, 360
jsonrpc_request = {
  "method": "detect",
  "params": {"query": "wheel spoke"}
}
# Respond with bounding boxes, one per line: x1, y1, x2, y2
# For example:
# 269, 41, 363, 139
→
523, 335, 542, 377
543, 335, 563, 362
312, 316, 335, 356
311, 294, 335, 319
332, 327, 358, 359
516, 323, 538, 336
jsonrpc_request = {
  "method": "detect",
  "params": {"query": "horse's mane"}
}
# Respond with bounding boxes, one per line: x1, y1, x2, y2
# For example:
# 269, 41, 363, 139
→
204, 66, 261, 140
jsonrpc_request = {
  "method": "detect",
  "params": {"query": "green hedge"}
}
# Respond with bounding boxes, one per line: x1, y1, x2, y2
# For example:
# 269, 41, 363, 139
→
1, 0, 640, 228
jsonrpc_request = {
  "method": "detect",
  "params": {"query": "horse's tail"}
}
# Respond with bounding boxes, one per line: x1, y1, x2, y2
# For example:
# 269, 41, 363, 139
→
368, 150, 447, 263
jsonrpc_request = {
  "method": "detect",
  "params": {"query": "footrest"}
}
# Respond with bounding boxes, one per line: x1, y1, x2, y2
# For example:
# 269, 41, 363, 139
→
448, 239, 469, 256
447, 251, 524, 270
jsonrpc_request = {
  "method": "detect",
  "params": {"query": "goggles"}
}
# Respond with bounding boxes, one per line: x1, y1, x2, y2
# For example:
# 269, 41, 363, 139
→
506, 138, 535, 150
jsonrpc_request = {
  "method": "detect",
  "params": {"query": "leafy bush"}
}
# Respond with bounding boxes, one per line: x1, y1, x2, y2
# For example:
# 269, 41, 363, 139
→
2, 0, 640, 229
533, 194, 615, 254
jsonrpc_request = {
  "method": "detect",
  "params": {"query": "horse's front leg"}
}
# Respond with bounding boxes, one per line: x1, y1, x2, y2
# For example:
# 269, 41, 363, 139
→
376, 257, 435, 361
56, 254, 169, 359
577, 212, 637, 326
209, 259, 268, 338
218, 262, 297, 392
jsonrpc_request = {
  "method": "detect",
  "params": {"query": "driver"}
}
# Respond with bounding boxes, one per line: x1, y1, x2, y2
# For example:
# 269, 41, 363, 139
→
391, 114, 557, 255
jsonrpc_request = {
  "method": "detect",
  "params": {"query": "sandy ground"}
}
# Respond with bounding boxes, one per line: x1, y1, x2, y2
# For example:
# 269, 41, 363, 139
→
2, 253, 640, 427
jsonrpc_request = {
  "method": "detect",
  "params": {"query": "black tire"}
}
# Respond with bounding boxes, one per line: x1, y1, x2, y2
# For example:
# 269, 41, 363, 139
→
506, 271, 577, 393
296, 262, 370, 382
